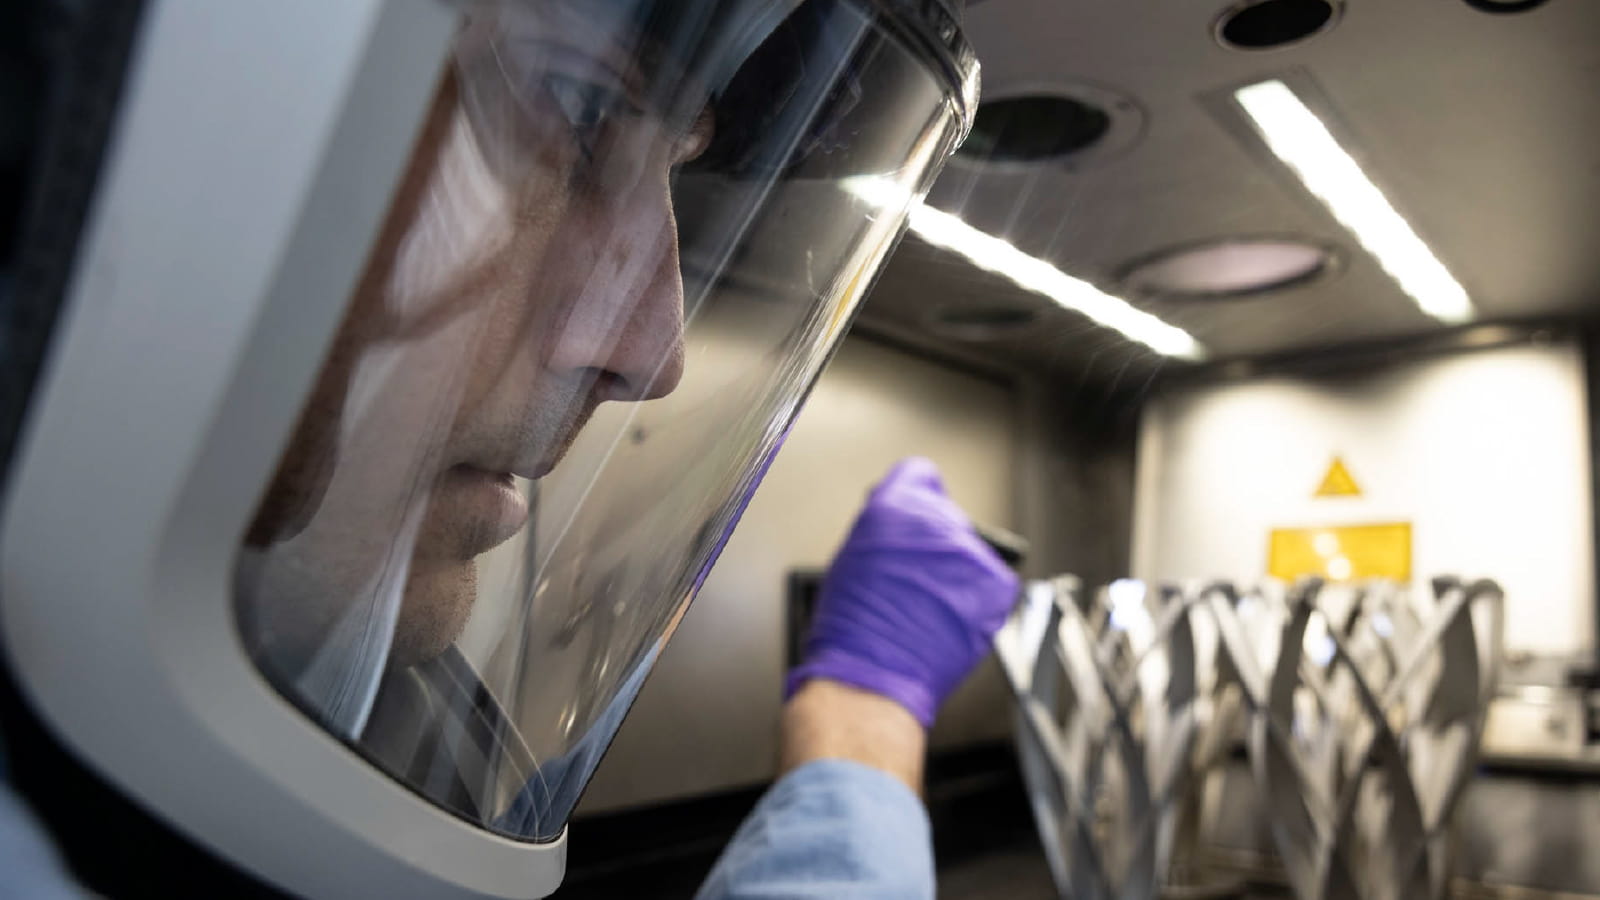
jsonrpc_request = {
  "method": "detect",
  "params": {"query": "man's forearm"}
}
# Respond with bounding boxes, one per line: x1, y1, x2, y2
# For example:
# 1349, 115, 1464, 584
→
778, 678, 925, 795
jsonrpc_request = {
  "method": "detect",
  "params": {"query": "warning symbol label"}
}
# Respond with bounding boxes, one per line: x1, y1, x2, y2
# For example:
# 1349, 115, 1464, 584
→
1315, 456, 1362, 498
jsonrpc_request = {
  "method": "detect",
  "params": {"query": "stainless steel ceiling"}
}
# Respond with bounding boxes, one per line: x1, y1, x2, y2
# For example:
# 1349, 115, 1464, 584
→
855, 0, 1600, 385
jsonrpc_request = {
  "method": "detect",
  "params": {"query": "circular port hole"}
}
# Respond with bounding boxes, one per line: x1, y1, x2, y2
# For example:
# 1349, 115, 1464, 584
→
924, 304, 1041, 340
1216, 0, 1340, 50
1120, 237, 1340, 299
957, 95, 1112, 163
1461, 0, 1550, 12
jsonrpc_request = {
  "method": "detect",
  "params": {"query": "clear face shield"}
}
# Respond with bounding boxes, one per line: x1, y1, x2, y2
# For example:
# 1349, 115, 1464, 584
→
233, 0, 975, 842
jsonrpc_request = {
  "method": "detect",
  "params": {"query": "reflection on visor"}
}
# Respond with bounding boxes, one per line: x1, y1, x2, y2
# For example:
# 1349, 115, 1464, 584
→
456, 4, 717, 193
235, 0, 970, 841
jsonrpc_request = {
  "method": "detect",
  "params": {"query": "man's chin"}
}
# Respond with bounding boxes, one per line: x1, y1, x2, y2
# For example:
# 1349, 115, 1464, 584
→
388, 560, 478, 668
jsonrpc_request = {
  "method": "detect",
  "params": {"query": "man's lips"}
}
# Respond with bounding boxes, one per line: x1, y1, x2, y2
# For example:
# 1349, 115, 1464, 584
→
422, 389, 601, 558
462, 450, 556, 483
424, 465, 533, 558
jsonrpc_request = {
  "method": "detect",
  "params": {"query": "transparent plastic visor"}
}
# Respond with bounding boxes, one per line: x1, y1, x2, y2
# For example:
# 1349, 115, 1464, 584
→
234, 0, 969, 841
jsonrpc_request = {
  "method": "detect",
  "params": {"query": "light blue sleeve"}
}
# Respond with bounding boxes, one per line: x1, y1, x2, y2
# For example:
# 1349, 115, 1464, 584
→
694, 759, 934, 900
0, 783, 90, 899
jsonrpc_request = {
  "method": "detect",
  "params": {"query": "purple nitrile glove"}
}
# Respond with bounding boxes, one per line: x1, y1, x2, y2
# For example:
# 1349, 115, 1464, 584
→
786, 457, 1020, 728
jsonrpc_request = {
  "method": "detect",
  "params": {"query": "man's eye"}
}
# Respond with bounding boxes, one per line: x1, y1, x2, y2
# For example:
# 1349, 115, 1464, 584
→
542, 73, 637, 159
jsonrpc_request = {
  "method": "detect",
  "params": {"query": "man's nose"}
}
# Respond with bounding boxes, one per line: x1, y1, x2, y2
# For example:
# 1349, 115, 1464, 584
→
545, 181, 687, 403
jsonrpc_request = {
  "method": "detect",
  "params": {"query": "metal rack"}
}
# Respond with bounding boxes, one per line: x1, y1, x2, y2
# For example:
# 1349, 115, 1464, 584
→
996, 575, 1505, 900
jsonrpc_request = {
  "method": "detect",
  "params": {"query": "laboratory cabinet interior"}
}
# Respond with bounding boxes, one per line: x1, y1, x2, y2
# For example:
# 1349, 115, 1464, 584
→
556, 0, 1600, 897
3, 0, 1599, 898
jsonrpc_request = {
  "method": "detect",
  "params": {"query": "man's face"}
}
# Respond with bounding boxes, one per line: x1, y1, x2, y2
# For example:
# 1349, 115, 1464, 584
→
241, 13, 711, 668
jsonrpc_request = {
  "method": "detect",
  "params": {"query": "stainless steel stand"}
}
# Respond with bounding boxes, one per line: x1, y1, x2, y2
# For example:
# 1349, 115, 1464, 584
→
996, 576, 1203, 900
1202, 577, 1504, 900
998, 574, 1503, 900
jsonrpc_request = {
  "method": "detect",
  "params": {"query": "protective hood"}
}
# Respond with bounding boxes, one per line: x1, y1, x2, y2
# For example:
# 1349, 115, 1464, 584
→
231, 0, 977, 842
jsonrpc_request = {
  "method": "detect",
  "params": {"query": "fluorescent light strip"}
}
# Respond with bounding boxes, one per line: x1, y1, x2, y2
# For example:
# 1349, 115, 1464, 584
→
846, 177, 1206, 361
1234, 80, 1472, 324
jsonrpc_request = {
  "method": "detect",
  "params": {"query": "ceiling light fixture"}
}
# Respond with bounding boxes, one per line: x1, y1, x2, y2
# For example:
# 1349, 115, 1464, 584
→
1233, 79, 1473, 324
845, 177, 1206, 360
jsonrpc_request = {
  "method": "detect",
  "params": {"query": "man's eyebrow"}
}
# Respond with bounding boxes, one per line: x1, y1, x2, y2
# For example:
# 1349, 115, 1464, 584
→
487, 2, 719, 130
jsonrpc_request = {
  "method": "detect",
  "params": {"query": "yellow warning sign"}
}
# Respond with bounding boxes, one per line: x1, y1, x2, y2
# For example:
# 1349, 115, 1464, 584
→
1268, 522, 1411, 582
1314, 456, 1362, 498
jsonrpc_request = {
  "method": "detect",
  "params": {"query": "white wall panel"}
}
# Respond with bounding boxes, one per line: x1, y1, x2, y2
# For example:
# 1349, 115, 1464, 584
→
1133, 340, 1593, 657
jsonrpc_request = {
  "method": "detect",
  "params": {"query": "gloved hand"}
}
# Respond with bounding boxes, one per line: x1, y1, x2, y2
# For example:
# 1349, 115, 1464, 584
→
786, 457, 1020, 728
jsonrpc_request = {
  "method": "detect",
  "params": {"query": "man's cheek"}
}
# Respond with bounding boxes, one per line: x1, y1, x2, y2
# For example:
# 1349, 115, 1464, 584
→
386, 109, 517, 319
